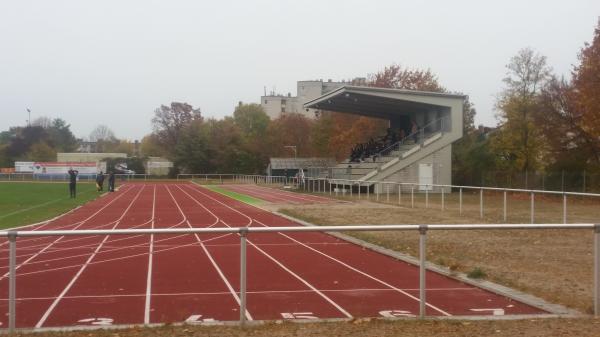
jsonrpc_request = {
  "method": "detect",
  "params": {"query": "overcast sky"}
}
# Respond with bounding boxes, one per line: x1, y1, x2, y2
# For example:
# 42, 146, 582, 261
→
1, 0, 598, 140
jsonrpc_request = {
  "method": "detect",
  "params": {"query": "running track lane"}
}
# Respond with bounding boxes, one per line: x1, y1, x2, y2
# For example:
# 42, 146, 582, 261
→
0, 182, 545, 329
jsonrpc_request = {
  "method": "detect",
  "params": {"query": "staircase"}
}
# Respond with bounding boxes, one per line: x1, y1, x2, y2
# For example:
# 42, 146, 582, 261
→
327, 117, 455, 188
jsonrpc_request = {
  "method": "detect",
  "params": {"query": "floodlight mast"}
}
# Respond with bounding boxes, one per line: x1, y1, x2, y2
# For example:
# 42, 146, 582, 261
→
284, 145, 297, 159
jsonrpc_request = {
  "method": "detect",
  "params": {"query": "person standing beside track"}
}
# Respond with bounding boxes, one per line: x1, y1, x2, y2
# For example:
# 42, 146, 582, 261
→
96, 171, 105, 191
108, 171, 116, 192
67, 167, 79, 198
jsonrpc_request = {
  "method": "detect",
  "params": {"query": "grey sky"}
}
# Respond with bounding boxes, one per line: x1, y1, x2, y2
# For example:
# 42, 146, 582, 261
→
1, 0, 598, 140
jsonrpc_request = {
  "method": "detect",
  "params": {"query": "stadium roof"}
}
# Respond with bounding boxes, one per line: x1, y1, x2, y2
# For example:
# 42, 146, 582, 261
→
268, 157, 336, 170
303, 86, 466, 120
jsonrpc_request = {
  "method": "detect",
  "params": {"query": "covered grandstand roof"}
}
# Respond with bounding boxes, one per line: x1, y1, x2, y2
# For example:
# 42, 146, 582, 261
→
303, 85, 466, 119
268, 157, 336, 170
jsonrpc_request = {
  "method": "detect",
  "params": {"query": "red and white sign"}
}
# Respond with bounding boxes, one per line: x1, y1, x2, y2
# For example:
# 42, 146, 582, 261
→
31, 162, 100, 174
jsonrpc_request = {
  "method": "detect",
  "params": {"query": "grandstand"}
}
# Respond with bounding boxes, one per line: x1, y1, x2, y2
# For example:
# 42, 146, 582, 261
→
304, 86, 465, 193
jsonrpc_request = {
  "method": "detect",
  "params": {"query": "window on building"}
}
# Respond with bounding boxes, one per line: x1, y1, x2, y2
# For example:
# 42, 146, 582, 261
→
281, 107, 286, 113
264, 100, 268, 104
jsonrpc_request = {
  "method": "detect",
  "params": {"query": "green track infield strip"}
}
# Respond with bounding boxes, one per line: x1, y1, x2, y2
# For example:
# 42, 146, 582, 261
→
203, 185, 264, 205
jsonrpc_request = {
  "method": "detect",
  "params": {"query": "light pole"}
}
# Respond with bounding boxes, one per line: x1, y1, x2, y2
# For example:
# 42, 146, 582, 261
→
26, 108, 31, 127
284, 145, 297, 159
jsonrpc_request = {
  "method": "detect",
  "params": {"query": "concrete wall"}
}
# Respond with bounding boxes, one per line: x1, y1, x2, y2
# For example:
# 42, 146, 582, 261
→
375, 145, 452, 194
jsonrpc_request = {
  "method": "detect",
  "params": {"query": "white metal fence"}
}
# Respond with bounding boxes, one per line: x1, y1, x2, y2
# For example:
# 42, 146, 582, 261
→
300, 177, 600, 224
0, 223, 599, 332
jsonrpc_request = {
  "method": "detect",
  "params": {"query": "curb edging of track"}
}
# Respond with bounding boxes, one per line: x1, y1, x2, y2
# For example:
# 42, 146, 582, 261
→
271, 210, 582, 318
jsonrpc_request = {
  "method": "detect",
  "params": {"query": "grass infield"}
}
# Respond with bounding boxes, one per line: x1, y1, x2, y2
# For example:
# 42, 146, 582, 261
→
0, 182, 99, 229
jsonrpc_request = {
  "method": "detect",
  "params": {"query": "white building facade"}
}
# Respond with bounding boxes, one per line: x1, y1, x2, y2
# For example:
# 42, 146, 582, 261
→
260, 78, 367, 119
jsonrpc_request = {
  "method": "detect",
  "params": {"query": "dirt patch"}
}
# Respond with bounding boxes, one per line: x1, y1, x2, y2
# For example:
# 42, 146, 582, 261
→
278, 196, 596, 314
17, 317, 600, 337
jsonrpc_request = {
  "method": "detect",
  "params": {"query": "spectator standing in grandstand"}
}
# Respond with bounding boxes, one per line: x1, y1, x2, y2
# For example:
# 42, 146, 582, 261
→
96, 171, 105, 192
108, 171, 116, 192
411, 120, 419, 143
67, 168, 79, 198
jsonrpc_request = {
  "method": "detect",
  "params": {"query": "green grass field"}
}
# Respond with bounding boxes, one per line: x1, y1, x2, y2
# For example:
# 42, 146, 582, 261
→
0, 182, 99, 229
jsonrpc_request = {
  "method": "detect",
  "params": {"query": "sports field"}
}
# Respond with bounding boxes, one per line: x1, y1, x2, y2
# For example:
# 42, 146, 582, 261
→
0, 182, 98, 229
0, 182, 550, 330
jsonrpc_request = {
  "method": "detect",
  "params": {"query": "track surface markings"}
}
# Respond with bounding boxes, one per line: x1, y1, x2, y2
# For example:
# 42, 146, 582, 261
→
0, 182, 546, 328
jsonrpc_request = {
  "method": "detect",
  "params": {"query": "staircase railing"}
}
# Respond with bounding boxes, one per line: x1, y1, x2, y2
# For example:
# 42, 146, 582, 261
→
375, 116, 448, 158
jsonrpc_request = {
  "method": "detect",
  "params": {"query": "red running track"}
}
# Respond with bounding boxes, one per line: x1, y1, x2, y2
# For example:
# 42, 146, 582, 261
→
0, 182, 546, 329
222, 184, 339, 204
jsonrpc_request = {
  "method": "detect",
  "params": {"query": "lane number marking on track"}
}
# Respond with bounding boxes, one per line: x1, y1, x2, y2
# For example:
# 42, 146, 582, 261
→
469, 308, 505, 316
185, 314, 216, 324
379, 310, 416, 318
281, 312, 318, 320
77, 318, 114, 326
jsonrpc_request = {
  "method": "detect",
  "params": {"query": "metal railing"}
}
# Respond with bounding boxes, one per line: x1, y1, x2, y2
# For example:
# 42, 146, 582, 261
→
0, 223, 598, 332
301, 177, 600, 224
176, 174, 289, 185
375, 116, 448, 158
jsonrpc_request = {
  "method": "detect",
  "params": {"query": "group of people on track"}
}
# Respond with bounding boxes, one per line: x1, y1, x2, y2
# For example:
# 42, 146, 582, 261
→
67, 168, 116, 198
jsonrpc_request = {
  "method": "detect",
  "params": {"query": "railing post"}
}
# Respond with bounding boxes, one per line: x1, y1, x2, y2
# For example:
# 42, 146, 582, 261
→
398, 184, 401, 205
367, 183, 370, 200
239, 229, 248, 326
425, 188, 429, 208
8, 231, 17, 333
376, 183, 379, 201
350, 181, 353, 198
386, 184, 390, 202
479, 188, 483, 219
459, 188, 463, 215
411, 187, 414, 208
530, 192, 535, 224
358, 182, 361, 200
563, 193, 567, 224
503, 190, 507, 222
595, 224, 600, 316
441, 188, 445, 211
419, 225, 428, 319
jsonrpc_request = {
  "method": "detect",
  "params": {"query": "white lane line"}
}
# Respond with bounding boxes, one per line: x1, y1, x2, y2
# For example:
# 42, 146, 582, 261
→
179, 184, 353, 319
0, 287, 478, 301
144, 185, 157, 324
255, 219, 452, 316
167, 185, 253, 321
0, 185, 140, 282
14, 232, 237, 278
35, 185, 147, 328
187, 183, 446, 317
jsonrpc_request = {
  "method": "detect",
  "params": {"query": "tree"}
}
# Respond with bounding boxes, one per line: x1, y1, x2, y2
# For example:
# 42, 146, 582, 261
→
173, 120, 211, 173
233, 103, 269, 138
152, 102, 202, 153
267, 113, 315, 158
572, 19, 600, 155
31, 117, 52, 129
89, 125, 117, 142
47, 118, 77, 152
491, 48, 552, 172
140, 134, 165, 157
27, 142, 56, 162
369, 64, 446, 92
